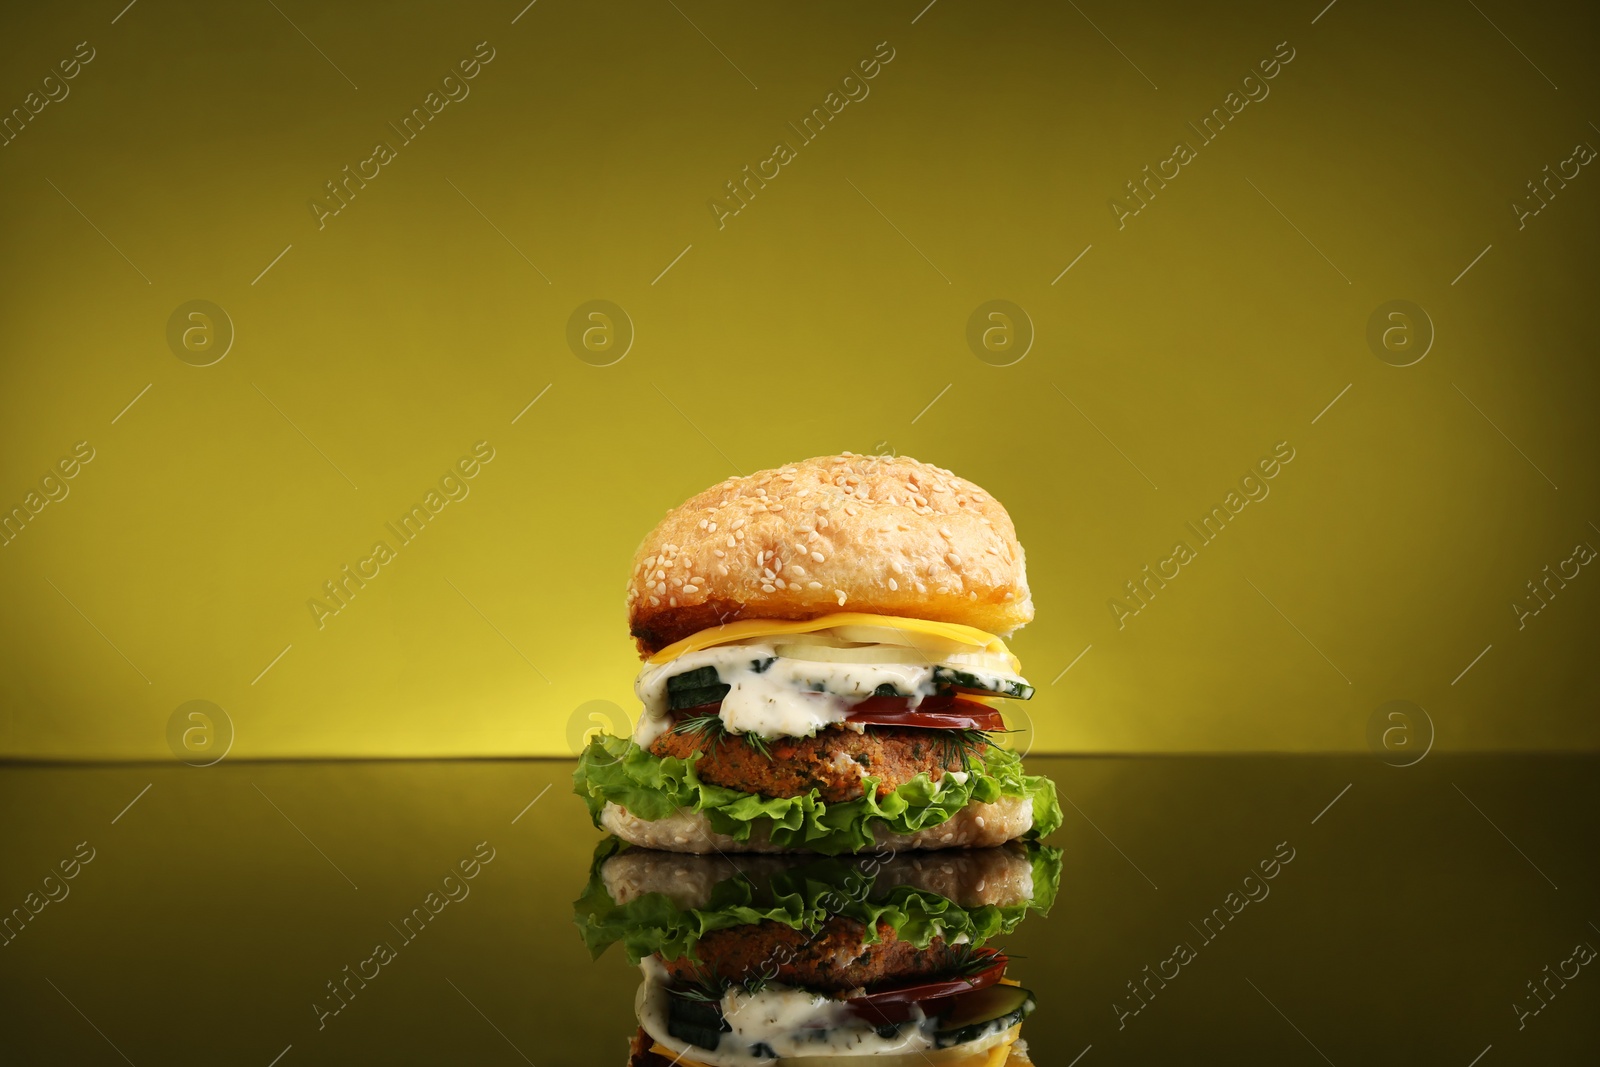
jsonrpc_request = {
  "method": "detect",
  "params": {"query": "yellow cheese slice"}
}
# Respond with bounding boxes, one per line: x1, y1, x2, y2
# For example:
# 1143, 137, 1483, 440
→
647, 612, 1018, 672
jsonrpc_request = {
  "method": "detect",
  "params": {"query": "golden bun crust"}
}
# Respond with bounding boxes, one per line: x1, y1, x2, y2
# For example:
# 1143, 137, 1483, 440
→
626, 453, 1032, 655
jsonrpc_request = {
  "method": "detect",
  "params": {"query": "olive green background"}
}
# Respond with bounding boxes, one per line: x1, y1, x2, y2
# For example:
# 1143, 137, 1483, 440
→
1, 0, 1596, 760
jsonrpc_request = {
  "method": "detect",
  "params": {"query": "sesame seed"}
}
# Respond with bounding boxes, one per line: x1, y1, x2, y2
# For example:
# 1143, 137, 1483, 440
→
731, 519, 745, 529
714, 549, 726, 558
682, 584, 699, 594
835, 589, 847, 606
947, 552, 962, 565
762, 584, 776, 593
669, 597, 678, 607
649, 595, 661, 606
717, 564, 729, 576
707, 522, 717, 533
939, 527, 952, 539
890, 561, 904, 574
811, 551, 825, 563
807, 581, 823, 590
889, 578, 899, 591
790, 565, 806, 576
655, 582, 666, 594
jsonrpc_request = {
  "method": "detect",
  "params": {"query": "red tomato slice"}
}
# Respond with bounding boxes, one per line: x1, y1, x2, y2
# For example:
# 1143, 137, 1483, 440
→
846, 953, 1009, 1024
844, 706, 1005, 731
846, 693, 960, 715
845, 695, 1003, 731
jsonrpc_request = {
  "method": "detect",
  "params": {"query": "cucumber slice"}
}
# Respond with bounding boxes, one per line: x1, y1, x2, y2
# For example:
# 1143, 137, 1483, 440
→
932, 667, 1034, 700
667, 666, 723, 692
666, 1018, 726, 1051
932, 984, 1035, 1049
667, 993, 729, 1050
667, 684, 730, 711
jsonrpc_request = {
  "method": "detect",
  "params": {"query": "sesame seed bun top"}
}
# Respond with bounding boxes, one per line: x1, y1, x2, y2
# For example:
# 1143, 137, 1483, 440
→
626, 453, 1033, 656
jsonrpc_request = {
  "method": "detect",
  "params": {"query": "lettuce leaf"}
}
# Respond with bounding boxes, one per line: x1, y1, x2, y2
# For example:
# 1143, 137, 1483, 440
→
571, 734, 1062, 856
573, 836, 1063, 964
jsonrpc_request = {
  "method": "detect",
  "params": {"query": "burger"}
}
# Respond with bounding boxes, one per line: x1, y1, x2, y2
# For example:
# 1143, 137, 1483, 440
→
573, 453, 1060, 855
574, 837, 1061, 1065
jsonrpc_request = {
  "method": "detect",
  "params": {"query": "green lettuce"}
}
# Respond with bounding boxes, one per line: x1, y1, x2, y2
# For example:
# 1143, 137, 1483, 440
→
573, 836, 1063, 963
571, 734, 1061, 856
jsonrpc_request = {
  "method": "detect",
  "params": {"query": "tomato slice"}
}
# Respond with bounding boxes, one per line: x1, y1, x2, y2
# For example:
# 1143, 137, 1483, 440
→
847, 693, 960, 715
846, 952, 1009, 1024
845, 694, 1003, 731
844, 706, 1005, 731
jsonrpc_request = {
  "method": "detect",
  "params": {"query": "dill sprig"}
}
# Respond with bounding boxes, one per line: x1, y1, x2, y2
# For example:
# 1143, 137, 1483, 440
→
946, 945, 1008, 984
670, 968, 772, 1002
671, 712, 773, 759
934, 729, 992, 774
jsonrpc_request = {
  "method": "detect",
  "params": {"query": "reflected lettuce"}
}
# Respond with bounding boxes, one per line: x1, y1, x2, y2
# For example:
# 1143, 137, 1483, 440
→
573, 837, 1063, 964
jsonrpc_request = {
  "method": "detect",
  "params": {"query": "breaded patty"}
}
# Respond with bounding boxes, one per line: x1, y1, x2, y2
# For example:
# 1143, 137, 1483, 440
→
648, 723, 981, 802
661, 916, 964, 993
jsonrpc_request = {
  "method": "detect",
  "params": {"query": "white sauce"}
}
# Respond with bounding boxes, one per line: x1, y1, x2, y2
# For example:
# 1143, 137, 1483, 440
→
634, 958, 1022, 1066
634, 641, 1029, 747
636, 957, 951, 1066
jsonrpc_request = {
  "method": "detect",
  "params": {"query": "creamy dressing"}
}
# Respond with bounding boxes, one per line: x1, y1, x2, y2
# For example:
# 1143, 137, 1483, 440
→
634, 640, 1029, 747
637, 957, 991, 1067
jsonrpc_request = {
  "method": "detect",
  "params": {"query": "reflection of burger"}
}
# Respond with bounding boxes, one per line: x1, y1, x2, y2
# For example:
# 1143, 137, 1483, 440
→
573, 453, 1059, 854
574, 839, 1060, 1066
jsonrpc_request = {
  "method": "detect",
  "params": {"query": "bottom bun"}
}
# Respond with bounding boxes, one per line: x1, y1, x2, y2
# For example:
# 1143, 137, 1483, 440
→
599, 795, 1034, 854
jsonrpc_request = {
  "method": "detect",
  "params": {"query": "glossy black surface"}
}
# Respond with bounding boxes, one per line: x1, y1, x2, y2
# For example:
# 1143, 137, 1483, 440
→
1, 755, 1595, 1064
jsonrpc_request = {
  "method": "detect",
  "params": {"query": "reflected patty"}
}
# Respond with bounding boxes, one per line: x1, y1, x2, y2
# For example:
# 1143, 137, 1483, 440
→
660, 916, 965, 993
